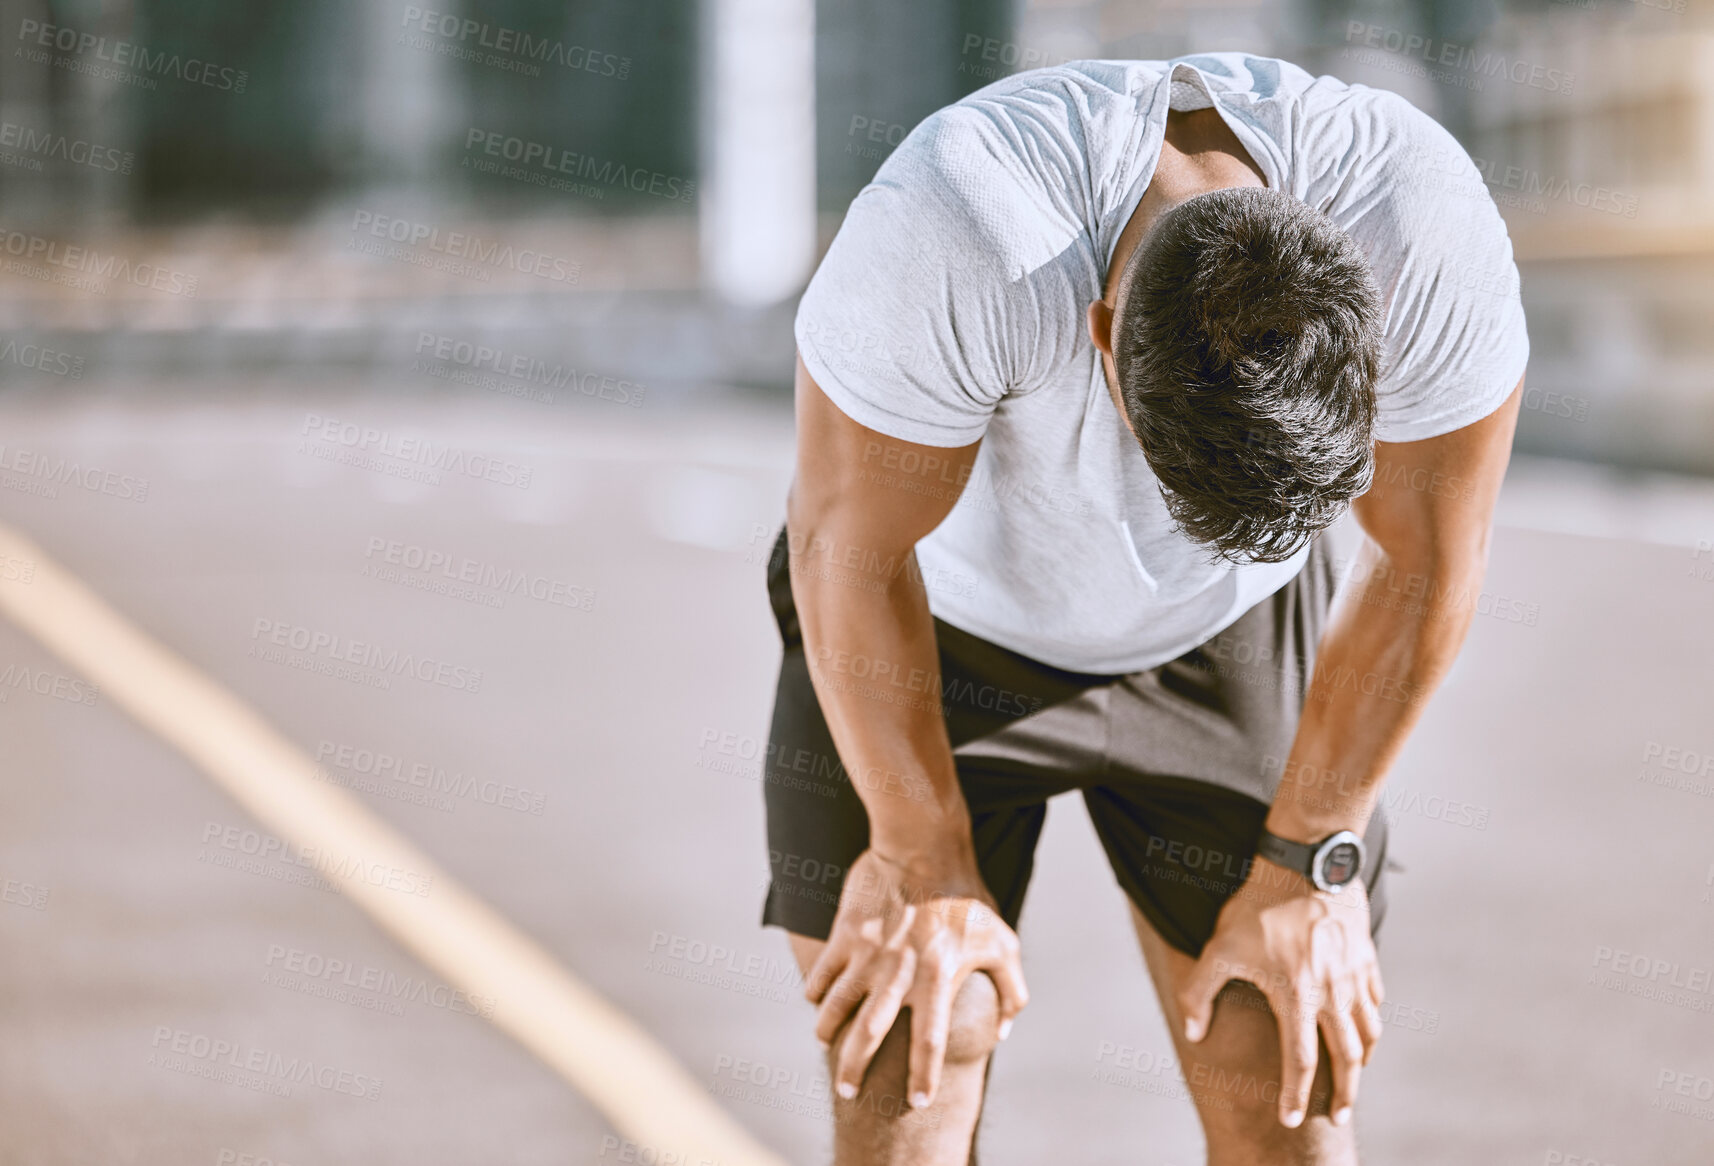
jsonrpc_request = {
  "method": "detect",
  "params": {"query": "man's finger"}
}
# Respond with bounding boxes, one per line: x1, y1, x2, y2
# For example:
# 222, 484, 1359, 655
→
1176, 947, 1231, 1043
1353, 991, 1384, 1065
905, 969, 959, 1109
1319, 1008, 1364, 1125
1273, 992, 1320, 1129
832, 949, 915, 1100
814, 967, 871, 1047
805, 936, 850, 1005
980, 937, 1029, 1039
1367, 964, 1386, 1008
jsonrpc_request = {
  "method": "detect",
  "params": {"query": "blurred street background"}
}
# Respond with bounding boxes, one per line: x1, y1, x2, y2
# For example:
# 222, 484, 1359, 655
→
2, 0, 1713, 1163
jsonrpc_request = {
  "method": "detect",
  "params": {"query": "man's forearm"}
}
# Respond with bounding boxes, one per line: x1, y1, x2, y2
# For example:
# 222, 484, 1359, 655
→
1265, 536, 1486, 843
787, 519, 976, 864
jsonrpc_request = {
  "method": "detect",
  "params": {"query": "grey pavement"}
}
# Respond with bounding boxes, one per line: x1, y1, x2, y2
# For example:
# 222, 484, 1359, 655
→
1, 380, 1711, 1164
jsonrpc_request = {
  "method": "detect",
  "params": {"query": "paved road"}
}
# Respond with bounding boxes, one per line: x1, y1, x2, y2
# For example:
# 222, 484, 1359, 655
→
1, 380, 1711, 1165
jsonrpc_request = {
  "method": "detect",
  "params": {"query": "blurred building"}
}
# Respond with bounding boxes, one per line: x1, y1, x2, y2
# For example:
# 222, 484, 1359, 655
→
0, 0, 1710, 470
1461, 12, 1714, 472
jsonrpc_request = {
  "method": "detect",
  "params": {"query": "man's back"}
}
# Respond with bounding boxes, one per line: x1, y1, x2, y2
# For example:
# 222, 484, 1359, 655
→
794, 53, 1530, 678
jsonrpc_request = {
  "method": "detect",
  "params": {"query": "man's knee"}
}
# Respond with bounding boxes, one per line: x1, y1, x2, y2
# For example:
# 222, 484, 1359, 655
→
1190, 982, 1348, 1164
944, 971, 1002, 1064
822, 975, 996, 1165
844, 970, 1002, 1074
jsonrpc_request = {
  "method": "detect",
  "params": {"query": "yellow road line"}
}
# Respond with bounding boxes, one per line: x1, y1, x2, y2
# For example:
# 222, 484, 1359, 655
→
0, 520, 786, 1166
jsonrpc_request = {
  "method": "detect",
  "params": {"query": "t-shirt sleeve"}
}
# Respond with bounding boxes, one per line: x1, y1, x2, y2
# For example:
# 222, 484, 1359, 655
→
793, 109, 1043, 448
1344, 96, 1531, 444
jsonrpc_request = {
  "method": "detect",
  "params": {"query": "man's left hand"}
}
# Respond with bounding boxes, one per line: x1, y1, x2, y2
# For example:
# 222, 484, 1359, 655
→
1176, 857, 1384, 1129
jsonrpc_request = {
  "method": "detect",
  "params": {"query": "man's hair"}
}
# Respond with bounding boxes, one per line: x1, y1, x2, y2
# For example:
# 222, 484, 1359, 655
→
1113, 186, 1383, 564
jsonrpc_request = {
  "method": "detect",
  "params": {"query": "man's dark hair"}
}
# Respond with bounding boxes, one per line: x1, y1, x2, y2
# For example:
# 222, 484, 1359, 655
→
1113, 186, 1383, 564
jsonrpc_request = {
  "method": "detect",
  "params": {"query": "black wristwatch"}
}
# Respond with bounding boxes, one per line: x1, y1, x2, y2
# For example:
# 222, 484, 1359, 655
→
1256, 828, 1365, 893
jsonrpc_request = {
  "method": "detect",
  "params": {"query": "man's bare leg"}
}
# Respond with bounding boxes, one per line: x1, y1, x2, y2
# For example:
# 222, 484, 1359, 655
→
1128, 905, 1358, 1165
788, 934, 999, 1166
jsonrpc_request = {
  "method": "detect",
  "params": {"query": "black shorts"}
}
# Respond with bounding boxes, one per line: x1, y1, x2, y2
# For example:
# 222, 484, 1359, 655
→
757, 528, 1387, 957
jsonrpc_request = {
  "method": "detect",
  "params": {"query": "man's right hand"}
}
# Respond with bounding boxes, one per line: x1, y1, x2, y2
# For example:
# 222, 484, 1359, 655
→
788, 355, 1013, 1108
805, 846, 1028, 1110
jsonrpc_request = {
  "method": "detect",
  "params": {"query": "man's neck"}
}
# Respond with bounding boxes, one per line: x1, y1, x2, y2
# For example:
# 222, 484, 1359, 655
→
1102, 108, 1269, 303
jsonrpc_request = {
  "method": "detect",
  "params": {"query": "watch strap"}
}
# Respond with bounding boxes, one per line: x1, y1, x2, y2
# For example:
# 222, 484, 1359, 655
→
1255, 828, 1316, 878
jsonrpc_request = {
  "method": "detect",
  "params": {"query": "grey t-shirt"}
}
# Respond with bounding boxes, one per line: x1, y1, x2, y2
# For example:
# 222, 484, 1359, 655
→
794, 53, 1529, 674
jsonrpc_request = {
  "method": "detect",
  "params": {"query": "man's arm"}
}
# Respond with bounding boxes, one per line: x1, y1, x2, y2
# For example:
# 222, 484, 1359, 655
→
787, 355, 1027, 1108
1179, 378, 1524, 1128
1269, 380, 1523, 841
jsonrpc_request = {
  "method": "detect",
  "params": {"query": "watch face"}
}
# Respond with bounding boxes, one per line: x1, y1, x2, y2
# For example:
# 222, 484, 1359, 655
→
1320, 840, 1361, 887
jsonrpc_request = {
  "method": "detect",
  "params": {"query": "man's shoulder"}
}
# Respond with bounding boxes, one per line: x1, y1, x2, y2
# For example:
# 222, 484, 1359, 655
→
952, 58, 1166, 109
883, 61, 1155, 182
1285, 75, 1497, 239
856, 64, 1146, 277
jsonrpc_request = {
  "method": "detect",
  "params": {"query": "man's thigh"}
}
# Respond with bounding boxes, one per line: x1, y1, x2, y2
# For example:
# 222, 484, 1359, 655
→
1129, 903, 1358, 1166
758, 524, 1115, 939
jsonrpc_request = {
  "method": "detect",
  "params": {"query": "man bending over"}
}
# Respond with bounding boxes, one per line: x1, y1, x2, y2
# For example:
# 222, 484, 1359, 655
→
758, 52, 1526, 1165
